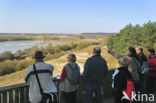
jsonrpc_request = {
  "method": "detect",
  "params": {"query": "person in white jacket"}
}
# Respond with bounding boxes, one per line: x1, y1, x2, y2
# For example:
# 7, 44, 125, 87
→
24, 51, 57, 103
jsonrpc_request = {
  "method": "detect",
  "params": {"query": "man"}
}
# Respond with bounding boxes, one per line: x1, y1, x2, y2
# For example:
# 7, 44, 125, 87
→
146, 48, 156, 94
136, 46, 147, 92
136, 46, 147, 65
24, 51, 57, 103
83, 47, 108, 103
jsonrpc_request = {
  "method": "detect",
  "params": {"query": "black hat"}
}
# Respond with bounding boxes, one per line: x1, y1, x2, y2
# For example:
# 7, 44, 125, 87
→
33, 51, 46, 59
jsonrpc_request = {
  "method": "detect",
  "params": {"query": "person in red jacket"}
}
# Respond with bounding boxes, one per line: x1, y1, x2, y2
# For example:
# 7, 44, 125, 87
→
146, 48, 156, 94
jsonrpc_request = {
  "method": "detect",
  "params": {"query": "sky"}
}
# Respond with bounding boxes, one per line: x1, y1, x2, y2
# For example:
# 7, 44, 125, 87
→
0, 0, 156, 33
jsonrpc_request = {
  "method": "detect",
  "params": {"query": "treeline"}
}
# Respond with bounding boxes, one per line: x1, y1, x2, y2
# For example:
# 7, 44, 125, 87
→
107, 21, 156, 54
0, 42, 99, 76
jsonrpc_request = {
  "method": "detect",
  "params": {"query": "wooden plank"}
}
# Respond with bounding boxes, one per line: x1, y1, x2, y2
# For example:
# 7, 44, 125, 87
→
0, 83, 28, 92
0, 93, 1, 103
25, 87, 29, 103
15, 88, 19, 103
3, 91, 7, 103
19, 87, 24, 103
9, 90, 13, 103
0, 76, 58, 92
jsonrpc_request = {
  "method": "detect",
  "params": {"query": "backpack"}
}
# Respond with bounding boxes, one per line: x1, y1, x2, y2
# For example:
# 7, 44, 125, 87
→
141, 61, 149, 74
66, 63, 80, 85
33, 64, 58, 103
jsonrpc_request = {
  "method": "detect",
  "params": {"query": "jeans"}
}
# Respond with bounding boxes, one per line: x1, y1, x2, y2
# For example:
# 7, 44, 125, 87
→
61, 91, 77, 103
85, 85, 103, 103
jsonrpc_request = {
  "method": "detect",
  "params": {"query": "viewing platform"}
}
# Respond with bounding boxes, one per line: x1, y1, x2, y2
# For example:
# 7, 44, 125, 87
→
0, 68, 117, 103
0, 68, 155, 103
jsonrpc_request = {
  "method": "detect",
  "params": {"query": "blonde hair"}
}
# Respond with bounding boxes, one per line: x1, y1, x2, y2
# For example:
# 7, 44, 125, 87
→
119, 57, 129, 68
67, 53, 76, 62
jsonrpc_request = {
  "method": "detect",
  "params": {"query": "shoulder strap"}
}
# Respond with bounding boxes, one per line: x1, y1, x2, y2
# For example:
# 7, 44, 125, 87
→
68, 63, 78, 71
65, 63, 77, 81
33, 64, 43, 95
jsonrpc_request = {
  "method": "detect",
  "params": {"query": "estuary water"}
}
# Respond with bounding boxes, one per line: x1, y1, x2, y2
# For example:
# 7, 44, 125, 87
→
0, 40, 44, 54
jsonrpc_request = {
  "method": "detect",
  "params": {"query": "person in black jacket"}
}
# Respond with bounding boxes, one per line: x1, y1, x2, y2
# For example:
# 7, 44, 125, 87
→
136, 46, 147, 65
136, 46, 147, 92
83, 47, 108, 103
112, 57, 135, 103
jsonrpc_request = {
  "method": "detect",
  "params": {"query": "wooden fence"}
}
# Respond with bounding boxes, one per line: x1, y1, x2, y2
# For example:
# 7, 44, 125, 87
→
0, 69, 116, 103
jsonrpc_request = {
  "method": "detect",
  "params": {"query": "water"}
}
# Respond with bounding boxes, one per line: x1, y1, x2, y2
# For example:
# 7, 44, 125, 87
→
0, 40, 44, 54
86, 38, 96, 40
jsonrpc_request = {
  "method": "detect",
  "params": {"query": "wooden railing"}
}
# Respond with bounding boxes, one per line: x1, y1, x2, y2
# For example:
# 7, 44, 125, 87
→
0, 69, 115, 103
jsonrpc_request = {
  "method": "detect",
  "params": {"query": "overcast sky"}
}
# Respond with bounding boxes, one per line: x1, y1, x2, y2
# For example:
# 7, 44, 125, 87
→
0, 0, 156, 33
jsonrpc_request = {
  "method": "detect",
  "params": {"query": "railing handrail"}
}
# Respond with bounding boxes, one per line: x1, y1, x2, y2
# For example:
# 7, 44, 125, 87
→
0, 77, 58, 92
0, 68, 116, 92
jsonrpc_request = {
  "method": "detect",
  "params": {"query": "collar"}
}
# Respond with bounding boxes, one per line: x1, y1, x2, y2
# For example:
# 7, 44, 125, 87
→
118, 67, 128, 71
93, 54, 101, 57
36, 61, 44, 64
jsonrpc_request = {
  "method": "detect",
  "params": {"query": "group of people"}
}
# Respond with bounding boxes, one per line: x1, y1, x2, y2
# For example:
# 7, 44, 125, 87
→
24, 46, 156, 103
110, 47, 156, 103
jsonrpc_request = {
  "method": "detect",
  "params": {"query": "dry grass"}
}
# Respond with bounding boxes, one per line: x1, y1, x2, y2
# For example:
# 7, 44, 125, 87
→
0, 44, 118, 87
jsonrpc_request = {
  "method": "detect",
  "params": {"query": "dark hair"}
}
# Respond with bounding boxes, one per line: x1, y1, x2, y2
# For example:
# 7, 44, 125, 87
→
128, 47, 139, 60
33, 51, 46, 60
148, 48, 155, 55
138, 46, 143, 53
93, 47, 101, 55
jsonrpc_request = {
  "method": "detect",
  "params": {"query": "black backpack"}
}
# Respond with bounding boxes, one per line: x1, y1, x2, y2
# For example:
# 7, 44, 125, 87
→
33, 64, 58, 103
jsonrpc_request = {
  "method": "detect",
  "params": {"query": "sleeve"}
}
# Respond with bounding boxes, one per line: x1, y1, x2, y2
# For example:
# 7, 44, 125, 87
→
47, 64, 53, 76
60, 67, 67, 82
147, 59, 152, 70
83, 58, 91, 79
104, 60, 108, 77
24, 67, 32, 83
108, 50, 124, 59
128, 60, 135, 74
50, 65, 54, 76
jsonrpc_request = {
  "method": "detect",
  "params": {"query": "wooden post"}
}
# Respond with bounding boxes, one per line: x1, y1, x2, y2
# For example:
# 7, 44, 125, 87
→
3, 92, 7, 103
9, 90, 13, 103
25, 87, 29, 103
19, 87, 24, 103
0, 93, 1, 103
15, 88, 19, 103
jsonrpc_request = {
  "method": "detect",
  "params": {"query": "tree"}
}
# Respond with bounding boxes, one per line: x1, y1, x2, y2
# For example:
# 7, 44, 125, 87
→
107, 21, 156, 54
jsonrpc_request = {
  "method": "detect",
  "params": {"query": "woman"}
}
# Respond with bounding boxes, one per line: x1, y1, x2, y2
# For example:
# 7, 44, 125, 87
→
113, 57, 135, 103
59, 53, 80, 103
109, 47, 140, 90
126, 47, 140, 82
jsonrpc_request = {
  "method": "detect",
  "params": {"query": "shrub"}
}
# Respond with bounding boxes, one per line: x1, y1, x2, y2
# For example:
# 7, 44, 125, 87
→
76, 42, 89, 50
0, 59, 33, 76
0, 51, 14, 61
